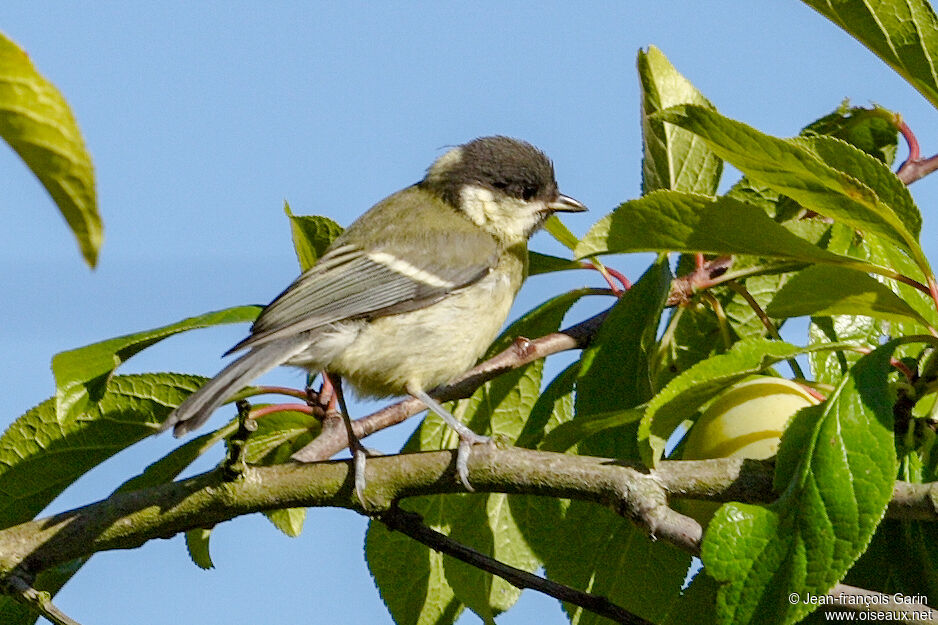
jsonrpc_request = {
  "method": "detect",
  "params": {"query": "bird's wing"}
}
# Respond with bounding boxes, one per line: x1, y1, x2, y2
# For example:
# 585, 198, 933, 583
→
229, 192, 499, 353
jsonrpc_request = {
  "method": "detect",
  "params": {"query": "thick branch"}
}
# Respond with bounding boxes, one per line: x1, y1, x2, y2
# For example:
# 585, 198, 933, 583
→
2, 447, 937, 622
1, 447, 935, 580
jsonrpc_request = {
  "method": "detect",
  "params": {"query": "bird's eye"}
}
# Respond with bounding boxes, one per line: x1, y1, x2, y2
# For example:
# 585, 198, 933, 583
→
522, 186, 537, 201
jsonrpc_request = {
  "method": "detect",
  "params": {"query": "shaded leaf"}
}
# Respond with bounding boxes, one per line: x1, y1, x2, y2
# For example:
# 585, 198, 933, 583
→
652, 301, 727, 391
186, 528, 214, 570
576, 258, 672, 420
809, 316, 882, 387
660, 572, 720, 625
844, 519, 938, 601
540, 407, 644, 453
528, 250, 582, 276
242, 408, 322, 538
366, 499, 465, 625
0, 32, 100, 266
538, 261, 691, 624
546, 500, 692, 625
767, 264, 934, 330
0, 388, 236, 623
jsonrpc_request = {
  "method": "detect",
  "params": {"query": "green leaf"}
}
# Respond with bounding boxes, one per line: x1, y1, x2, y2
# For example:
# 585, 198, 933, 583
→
185, 528, 215, 570
542, 215, 580, 250
801, 101, 898, 165
576, 258, 672, 420
443, 290, 589, 620
767, 264, 934, 330
806, 222, 888, 387
264, 508, 306, 538
576, 191, 873, 269
797, 134, 920, 239
52, 305, 261, 422
809, 316, 882, 387
540, 407, 644, 453
652, 301, 726, 390
285, 203, 344, 272
0, 32, 100, 267
517, 361, 579, 450
804, 0, 938, 111
638, 45, 721, 194
656, 105, 930, 277
857, 231, 938, 354
640, 338, 846, 466
510, 364, 576, 563
0, 373, 205, 529
528, 250, 582, 276
535, 262, 691, 623
704, 343, 899, 625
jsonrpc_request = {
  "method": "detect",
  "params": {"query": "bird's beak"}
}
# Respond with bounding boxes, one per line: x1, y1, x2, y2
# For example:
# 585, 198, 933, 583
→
547, 193, 587, 213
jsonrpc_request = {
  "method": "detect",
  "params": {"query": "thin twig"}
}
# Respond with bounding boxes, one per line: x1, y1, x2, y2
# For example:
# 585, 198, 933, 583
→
724, 280, 806, 379
895, 116, 938, 185
700, 292, 733, 350
3, 574, 84, 625
249, 403, 315, 420
379, 507, 652, 625
246, 385, 310, 401
581, 261, 631, 295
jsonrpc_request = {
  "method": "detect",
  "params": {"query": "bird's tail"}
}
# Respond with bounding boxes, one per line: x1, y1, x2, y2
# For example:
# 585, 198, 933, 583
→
161, 339, 308, 437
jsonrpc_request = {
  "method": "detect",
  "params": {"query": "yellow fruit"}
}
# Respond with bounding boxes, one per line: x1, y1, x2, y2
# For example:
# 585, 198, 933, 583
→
682, 377, 818, 461
679, 377, 819, 525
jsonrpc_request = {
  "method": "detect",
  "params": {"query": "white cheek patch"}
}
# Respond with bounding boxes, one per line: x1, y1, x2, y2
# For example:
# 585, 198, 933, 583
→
458, 185, 495, 227
459, 184, 545, 242
366, 251, 458, 288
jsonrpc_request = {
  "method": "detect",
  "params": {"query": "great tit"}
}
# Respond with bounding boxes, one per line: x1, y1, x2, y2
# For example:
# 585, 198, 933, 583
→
161, 136, 585, 496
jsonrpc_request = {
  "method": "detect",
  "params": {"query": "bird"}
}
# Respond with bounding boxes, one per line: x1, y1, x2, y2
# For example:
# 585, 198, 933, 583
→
160, 136, 586, 501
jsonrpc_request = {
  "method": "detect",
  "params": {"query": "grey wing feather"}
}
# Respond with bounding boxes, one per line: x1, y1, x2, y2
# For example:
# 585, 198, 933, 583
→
228, 243, 494, 353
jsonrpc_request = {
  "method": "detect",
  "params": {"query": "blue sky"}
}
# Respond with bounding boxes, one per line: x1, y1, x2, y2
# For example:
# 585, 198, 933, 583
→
3, 3, 938, 624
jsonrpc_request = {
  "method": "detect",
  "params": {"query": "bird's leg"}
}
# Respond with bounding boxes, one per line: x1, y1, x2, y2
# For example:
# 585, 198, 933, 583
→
325, 373, 369, 506
406, 383, 491, 491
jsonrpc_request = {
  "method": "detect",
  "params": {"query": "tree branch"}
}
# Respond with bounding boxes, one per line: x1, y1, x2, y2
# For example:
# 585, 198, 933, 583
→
0, 447, 934, 583
1, 446, 937, 621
